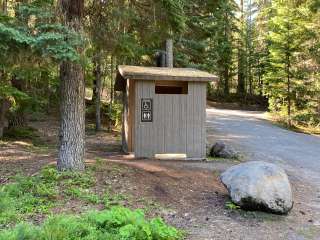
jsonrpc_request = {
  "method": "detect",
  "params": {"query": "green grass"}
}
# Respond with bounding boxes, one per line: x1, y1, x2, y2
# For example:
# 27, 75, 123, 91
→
0, 166, 97, 227
206, 156, 242, 163
0, 166, 183, 239
225, 201, 240, 210
0, 207, 183, 240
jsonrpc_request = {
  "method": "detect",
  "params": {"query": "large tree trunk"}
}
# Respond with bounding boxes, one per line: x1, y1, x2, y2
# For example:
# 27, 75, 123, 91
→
58, 0, 85, 171
94, 54, 102, 131
59, 62, 85, 171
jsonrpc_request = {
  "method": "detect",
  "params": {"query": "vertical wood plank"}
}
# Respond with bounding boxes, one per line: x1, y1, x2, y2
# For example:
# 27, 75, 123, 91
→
134, 80, 140, 157
195, 83, 202, 157
201, 83, 207, 158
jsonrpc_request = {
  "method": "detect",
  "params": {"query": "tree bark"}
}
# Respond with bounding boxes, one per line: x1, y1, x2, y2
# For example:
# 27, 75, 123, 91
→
237, 0, 246, 96
1, 0, 7, 14
286, 22, 292, 127
94, 54, 102, 131
223, 67, 229, 96
287, 58, 291, 127
165, 39, 173, 68
58, 0, 85, 171
108, 56, 114, 132
10, 75, 27, 127
0, 99, 10, 138
247, 0, 253, 96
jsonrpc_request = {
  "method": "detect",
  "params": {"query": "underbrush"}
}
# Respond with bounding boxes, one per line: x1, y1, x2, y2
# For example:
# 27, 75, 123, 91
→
86, 102, 123, 130
3, 127, 39, 141
2, 126, 48, 147
207, 92, 268, 110
0, 207, 182, 240
0, 166, 183, 239
0, 166, 97, 227
268, 111, 320, 135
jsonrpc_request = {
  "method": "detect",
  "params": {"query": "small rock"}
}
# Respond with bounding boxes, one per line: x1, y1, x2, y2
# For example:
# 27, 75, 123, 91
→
212, 141, 226, 153
220, 161, 293, 214
299, 210, 306, 215
209, 141, 238, 159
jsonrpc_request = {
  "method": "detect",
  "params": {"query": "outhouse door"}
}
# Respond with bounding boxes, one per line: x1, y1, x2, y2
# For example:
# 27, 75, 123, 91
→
154, 94, 188, 156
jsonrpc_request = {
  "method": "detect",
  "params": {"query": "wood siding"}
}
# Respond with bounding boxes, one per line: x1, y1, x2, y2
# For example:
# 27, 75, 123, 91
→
133, 80, 207, 159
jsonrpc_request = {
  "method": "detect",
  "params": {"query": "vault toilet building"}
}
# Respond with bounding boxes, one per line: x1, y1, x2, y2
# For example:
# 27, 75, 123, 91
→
115, 65, 218, 159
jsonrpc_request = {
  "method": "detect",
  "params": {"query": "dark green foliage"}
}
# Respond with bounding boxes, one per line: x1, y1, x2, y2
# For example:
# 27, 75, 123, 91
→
3, 126, 37, 139
0, 1, 83, 63
259, 0, 320, 128
86, 102, 122, 129
0, 207, 182, 240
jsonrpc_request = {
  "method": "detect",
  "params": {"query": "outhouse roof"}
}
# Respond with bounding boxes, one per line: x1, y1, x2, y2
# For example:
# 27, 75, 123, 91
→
115, 65, 218, 91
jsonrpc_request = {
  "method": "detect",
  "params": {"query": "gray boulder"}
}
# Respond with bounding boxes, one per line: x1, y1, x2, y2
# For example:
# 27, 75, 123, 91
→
220, 161, 293, 214
209, 141, 238, 159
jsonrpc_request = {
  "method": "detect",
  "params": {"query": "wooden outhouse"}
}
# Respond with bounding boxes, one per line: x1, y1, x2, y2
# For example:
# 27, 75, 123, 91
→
115, 65, 218, 160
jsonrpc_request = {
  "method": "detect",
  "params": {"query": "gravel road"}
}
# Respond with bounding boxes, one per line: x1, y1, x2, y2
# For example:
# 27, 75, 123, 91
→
206, 107, 320, 186
202, 107, 320, 240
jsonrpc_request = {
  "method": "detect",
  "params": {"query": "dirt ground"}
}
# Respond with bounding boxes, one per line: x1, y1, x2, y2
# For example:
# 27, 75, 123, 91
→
1, 117, 320, 240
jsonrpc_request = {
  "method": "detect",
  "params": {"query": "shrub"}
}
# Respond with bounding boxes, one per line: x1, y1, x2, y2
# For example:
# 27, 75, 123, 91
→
0, 207, 183, 240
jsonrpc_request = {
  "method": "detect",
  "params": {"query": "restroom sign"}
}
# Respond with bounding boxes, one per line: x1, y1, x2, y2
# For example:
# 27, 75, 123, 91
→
141, 98, 153, 122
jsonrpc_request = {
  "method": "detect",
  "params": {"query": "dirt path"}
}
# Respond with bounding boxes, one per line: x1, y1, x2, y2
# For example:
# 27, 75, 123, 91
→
1, 115, 320, 239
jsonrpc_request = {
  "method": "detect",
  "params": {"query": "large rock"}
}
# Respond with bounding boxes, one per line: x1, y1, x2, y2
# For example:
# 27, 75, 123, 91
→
220, 161, 293, 214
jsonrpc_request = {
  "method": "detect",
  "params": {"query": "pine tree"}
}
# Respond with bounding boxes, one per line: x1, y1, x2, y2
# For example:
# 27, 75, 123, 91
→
265, 0, 308, 126
58, 0, 86, 171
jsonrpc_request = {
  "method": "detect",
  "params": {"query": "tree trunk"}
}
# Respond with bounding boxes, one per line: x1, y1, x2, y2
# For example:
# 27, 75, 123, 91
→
0, 99, 10, 138
92, 79, 97, 103
165, 39, 173, 68
237, 0, 246, 96
108, 56, 114, 132
58, 0, 85, 171
247, 0, 253, 96
286, 23, 292, 127
237, 48, 246, 95
1, 0, 7, 14
10, 75, 27, 127
223, 67, 229, 96
94, 54, 102, 131
287, 63, 291, 127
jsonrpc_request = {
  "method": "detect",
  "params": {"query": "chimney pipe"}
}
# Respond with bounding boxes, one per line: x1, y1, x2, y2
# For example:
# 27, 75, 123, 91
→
165, 39, 173, 68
